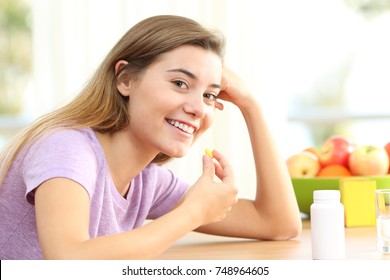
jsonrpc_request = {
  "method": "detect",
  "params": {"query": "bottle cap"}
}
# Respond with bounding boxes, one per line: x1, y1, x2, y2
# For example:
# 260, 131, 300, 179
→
313, 190, 340, 201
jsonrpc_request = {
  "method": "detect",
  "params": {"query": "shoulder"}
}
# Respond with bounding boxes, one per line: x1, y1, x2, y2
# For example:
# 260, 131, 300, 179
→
32, 128, 98, 149
23, 127, 105, 173
22, 128, 105, 202
26, 128, 102, 161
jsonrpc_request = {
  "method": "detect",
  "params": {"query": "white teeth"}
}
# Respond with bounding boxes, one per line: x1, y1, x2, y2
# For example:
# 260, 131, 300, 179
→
167, 119, 195, 134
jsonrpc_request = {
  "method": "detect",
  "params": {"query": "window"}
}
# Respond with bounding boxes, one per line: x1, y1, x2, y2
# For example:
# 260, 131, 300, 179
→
286, 0, 390, 153
0, 0, 32, 146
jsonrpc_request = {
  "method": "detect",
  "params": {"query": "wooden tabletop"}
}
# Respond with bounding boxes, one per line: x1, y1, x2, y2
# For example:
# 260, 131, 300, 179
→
156, 220, 390, 260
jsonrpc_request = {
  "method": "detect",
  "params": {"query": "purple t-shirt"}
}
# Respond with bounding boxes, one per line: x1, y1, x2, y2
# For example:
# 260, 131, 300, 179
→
0, 128, 189, 259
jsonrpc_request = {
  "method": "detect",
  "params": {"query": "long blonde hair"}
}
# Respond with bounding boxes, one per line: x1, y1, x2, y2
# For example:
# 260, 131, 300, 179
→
0, 15, 225, 185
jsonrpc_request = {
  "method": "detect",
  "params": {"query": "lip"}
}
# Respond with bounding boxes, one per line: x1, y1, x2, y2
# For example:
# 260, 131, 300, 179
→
165, 118, 198, 134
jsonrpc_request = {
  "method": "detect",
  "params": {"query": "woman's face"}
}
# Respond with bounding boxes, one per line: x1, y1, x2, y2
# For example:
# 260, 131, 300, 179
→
123, 45, 223, 158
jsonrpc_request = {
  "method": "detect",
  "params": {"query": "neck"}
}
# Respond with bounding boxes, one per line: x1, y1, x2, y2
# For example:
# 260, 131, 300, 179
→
95, 128, 157, 196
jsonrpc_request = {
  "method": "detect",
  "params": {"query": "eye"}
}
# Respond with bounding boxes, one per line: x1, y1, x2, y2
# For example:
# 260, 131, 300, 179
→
172, 80, 188, 89
203, 93, 218, 102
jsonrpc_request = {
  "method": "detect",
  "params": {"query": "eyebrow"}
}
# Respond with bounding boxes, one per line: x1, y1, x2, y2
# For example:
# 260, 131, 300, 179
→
167, 68, 221, 89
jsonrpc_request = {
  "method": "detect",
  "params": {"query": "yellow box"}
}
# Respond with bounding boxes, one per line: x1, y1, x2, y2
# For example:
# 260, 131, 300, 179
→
339, 178, 376, 227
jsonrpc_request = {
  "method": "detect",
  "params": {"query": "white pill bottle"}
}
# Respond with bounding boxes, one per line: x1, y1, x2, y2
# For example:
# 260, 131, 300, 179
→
310, 190, 345, 259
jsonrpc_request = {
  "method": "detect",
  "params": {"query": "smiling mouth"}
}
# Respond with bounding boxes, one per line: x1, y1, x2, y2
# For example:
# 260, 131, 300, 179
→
166, 119, 195, 135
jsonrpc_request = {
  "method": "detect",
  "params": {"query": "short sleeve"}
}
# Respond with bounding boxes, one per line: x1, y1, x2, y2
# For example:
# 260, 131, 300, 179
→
22, 129, 100, 205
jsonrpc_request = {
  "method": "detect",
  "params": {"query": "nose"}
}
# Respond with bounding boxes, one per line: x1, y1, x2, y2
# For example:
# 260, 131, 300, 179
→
183, 92, 206, 118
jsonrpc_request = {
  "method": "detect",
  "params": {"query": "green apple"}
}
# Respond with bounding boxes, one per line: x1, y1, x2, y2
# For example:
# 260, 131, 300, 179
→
348, 145, 389, 176
286, 151, 321, 178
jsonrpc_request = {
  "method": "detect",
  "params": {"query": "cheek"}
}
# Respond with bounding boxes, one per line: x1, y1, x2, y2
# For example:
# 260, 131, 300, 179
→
193, 110, 214, 143
200, 109, 215, 132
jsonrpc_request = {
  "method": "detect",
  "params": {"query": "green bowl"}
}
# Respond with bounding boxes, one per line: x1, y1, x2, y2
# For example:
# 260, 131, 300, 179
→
292, 176, 390, 215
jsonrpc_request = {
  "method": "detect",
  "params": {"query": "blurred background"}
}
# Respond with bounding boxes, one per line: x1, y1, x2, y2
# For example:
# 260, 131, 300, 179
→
1, 0, 390, 198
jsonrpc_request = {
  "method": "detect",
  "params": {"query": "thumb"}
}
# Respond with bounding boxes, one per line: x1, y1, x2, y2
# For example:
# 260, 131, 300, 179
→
202, 154, 215, 179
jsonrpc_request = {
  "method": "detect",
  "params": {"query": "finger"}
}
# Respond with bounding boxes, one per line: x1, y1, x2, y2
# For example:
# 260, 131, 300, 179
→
215, 91, 232, 103
221, 68, 231, 92
211, 150, 235, 184
215, 100, 224, 111
213, 160, 224, 181
201, 154, 215, 179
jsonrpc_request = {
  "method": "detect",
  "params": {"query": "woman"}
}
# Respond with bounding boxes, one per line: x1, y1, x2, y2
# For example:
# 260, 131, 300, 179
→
0, 15, 301, 259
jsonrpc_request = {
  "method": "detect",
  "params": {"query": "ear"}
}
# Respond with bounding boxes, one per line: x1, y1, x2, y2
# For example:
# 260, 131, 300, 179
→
115, 60, 128, 75
115, 60, 131, 97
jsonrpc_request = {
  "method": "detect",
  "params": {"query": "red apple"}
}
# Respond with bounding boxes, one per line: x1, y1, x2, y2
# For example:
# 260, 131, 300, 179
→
385, 142, 390, 173
318, 135, 354, 167
385, 142, 390, 156
286, 151, 321, 178
349, 145, 389, 176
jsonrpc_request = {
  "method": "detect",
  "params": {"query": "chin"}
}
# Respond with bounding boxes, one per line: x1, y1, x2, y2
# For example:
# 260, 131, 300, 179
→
163, 146, 190, 159
170, 151, 187, 158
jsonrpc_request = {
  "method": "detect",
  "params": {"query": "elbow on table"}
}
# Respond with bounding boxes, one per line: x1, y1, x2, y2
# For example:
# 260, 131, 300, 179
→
274, 222, 302, 241
261, 218, 302, 241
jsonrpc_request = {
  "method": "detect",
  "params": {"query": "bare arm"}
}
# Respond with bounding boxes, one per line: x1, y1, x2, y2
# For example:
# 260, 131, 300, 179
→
196, 67, 302, 240
35, 155, 238, 259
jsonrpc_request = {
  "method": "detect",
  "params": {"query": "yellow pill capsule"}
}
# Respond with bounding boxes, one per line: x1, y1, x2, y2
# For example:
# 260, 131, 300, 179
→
205, 148, 214, 158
